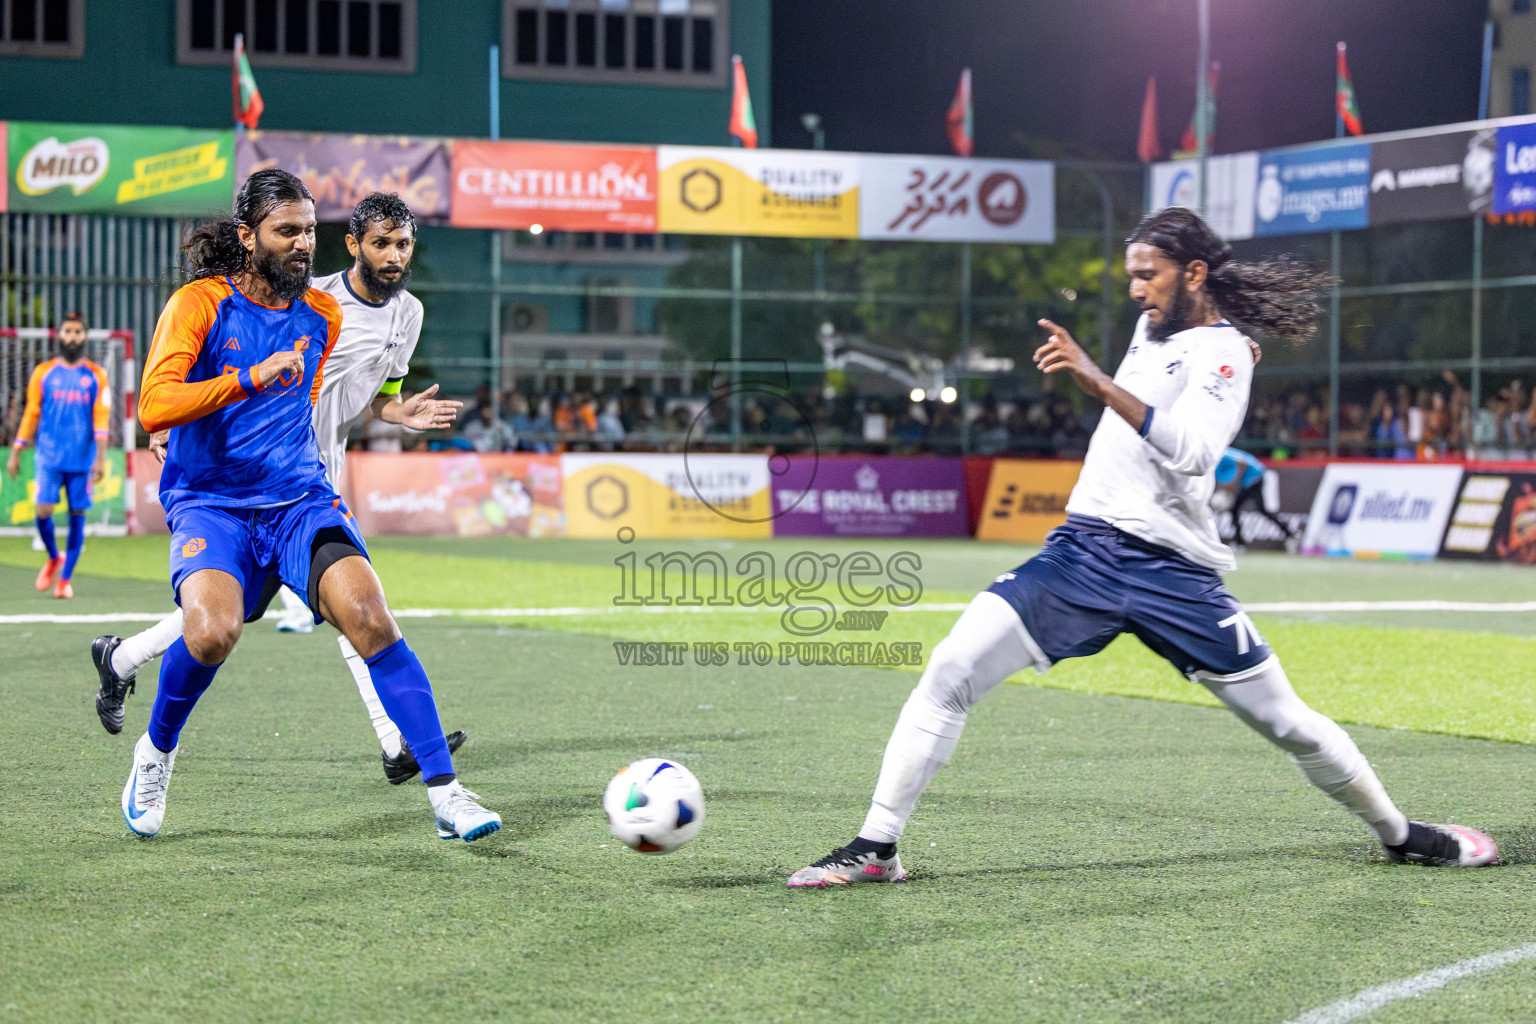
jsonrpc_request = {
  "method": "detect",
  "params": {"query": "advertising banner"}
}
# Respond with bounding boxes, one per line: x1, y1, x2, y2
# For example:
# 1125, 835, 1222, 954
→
1440, 470, 1536, 562
7, 121, 234, 216
1493, 121, 1536, 214
128, 449, 167, 534
346, 452, 564, 537
1254, 142, 1371, 236
769, 457, 970, 537
1300, 463, 1462, 558
1, 447, 127, 531
450, 140, 658, 232
657, 146, 860, 238
561, 453, 771, 539
974, 459, 1083, 543
1145, 153, 1257, 240
0, 122, 7, 213
857, 155, 1053, 243
1369, 129, 1495, 225
236, 131, 452, 223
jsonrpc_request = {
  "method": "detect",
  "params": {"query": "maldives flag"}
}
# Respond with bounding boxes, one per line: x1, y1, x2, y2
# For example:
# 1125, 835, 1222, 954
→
1178, 62, 1219, 156
1137, 76, 1161, 163
233, 33, 264, 130
1336, 42, 1363, 136
729, 55, 757, 148
947, 68, 974, 156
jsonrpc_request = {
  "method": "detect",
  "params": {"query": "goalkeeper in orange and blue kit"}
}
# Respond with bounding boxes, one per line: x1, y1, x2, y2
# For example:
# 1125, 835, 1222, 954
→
118, 169, 500, 844
5, 312, 109, 599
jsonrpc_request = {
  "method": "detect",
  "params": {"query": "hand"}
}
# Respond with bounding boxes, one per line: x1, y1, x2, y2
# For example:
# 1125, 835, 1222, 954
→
1034, 319, 1111, 398
150, 430, 169, 465
4, 449, 18, 481
254, 349, 305, 389
1246, 337, 1262, 365
390, 384, 463, 431
92, 457, 107, 484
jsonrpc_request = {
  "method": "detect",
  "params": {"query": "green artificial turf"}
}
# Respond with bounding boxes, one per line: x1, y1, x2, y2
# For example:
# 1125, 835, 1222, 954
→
3, 539, 1536, 1022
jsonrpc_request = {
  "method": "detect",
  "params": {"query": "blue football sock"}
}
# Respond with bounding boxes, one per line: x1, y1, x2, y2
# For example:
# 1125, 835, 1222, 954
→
62, 513, 85, 580
147, 638, 222, 752
36, 516, 58, 559
364, 638, 453, 781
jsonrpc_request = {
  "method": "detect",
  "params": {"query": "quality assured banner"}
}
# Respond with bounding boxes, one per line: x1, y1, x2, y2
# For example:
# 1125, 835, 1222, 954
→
858, 156, 1054, 243
1254, 142, 1371, 236
974, 459, 1083, 543
770, 457, 970, 537
1300, 463, 1463, 559
561, 453, 771, 539
8, 121, 234, 216
1369, 129, 1495, 225
657, 146, 860, 238
236, 131, 452, 223
345, 451, 564, 537
451, 140, 658, 232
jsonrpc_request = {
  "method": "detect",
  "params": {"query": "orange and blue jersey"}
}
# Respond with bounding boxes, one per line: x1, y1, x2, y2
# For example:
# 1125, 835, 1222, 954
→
140, 276, 342, 514
12, 357, 110, 472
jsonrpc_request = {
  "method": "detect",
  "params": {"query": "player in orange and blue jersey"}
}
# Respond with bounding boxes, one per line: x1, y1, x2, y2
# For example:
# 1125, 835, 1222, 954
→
5, 313, 110, 599
119, 169, 500, 844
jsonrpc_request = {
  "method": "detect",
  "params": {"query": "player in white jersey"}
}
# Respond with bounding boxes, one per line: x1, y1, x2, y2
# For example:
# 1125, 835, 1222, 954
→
788, 208, 1497, 886
90, 193, 467, 785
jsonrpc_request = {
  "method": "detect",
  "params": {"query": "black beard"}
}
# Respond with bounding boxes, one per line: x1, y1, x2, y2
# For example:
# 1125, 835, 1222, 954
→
59, 342, 86, 362
1145, 276, 1194, 342
253, 240, 313, 302
358, 258, 410, 301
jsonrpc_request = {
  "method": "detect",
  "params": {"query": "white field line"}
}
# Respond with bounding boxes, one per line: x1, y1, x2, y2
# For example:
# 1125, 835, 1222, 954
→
4, 599, 1536, 627
1283, 943, 1536, 1024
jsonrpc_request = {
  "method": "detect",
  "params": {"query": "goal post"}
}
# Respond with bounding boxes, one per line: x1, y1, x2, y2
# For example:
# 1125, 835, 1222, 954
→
0, 328, 137, 536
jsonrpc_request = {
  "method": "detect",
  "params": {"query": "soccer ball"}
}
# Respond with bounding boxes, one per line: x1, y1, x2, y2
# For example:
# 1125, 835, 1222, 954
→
603, 758, 706, 854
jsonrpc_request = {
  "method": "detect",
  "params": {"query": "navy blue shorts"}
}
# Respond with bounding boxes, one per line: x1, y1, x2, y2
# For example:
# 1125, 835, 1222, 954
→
167, 493, 368, 625
987, 515, 1272, 678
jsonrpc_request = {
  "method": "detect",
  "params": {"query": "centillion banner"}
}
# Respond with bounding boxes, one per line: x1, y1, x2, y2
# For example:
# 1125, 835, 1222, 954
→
657, 146, 860, 238
561, 453, 772, 539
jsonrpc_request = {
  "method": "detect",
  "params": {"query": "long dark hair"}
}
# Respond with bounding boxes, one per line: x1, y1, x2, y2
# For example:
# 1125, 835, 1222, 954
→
1128, 207, 1334, 345
183, 169, 314, 280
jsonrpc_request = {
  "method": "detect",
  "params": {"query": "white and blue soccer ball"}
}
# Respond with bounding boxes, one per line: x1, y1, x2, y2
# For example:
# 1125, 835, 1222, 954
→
603, 758, 706, 854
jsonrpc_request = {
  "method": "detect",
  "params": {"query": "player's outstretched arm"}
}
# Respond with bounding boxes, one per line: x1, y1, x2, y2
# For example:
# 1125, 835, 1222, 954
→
375, 384, 462, 431
1034, 319, 1149, 433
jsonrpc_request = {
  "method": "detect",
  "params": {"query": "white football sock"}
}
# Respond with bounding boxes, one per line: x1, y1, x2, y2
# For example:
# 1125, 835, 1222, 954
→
1198, 656, 1409, 847
860, 592, 1047, 844
339, 634, 403, 758
112, 608, 185, 678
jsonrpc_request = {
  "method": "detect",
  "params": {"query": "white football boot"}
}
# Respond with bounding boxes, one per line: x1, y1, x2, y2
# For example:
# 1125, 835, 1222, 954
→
121, 732, 177, 837
430, 781, 502, 842
787, 845, 907, 887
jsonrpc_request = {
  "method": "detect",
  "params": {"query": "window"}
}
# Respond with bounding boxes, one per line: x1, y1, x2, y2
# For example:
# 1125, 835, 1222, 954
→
1515, 67, 1531, 116
502, 0, 728, 87
1515, 0, 1531, 14
177, 0, 416, 72
0, 0, 84, 58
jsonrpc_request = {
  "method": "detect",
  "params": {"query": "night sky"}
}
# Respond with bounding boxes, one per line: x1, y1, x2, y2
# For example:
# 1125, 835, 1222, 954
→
771, 1, 1488, 160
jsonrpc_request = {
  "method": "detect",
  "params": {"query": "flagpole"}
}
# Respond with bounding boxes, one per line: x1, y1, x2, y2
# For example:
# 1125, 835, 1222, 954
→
489, 44, 503, 402
1328, 43, 1344, 457
1195, 0, 1210, 212
1472, 19, 1495, 414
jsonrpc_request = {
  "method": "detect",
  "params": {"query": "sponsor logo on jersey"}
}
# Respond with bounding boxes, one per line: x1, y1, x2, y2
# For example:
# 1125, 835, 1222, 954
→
181, 537, 207, 558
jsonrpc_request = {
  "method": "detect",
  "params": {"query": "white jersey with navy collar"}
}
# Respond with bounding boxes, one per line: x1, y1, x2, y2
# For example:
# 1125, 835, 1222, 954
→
1064, 315, 1254, 572
310, 270, 424, 490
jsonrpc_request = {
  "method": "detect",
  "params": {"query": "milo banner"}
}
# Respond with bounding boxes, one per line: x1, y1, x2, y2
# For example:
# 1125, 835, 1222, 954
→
975, 459, 1083, 543
8, 121, 233, 216
657, 146, 860, 238
345, 452, 564, 537
236, 131, 452, 223
561, 453, 771, 539
1, 447, 128, 532
770, 457, 970, 537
